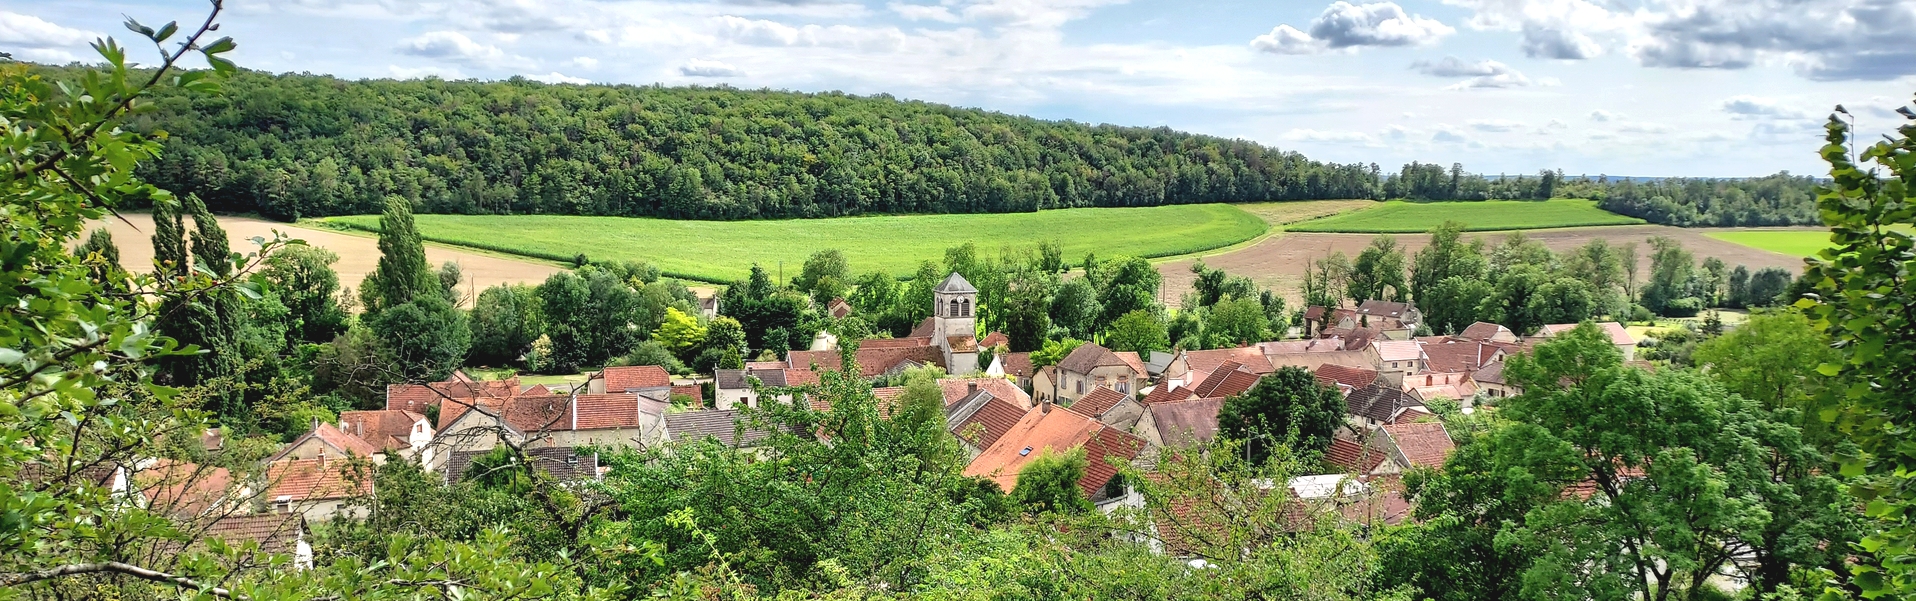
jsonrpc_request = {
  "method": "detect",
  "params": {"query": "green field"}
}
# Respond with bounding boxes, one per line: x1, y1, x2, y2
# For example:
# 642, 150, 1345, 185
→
1705, 230, 1834, 258
1286, 199, 1645, 233
320, 204, 1268, 283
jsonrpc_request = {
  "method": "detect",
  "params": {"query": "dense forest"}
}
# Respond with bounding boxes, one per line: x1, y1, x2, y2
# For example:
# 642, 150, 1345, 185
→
33, 64, 1817, 226
103, 67, 1381, 220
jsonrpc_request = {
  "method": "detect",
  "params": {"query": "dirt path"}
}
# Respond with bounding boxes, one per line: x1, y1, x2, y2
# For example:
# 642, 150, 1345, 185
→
1158, 224, 1809, 304
87, 213, 565, 301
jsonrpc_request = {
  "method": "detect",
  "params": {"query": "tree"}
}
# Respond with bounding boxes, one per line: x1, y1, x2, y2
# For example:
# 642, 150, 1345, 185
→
623, 339, 687, 374
364, 194, 438, 313
1106, 310, 1169, 354
1410, 221, 1487, 304
437, 260, 466, 305
1095, 255, 1161, 331
1030, 338, 1085, 369
261, 244, 348, 345
1746, 267, 1793, 308
1002, 269, 1053, 353
1487, 231, 1554, 273
1048, 278, 1101, 339
1726, 265, 1751, 308
793, 249, 849, 294
1216, 366, 1345, 461
1698, 256, 1727, 306
75, 227, 124, 288
1423, 275, 1494, 335
1563, 238, 1625, 296
1799, 101, 1916, 600
1204, 297, 1268, 347
1348, 235, 1407, 302
1010, 447, 1092, 514
1523, 277, 1597, 328
468, 284, 542, 366
1620, 241, 1641, 300
847, 270, 896, 316
1302, 253, 1350, 310
655, 306, 709, 358
1476, 266, 1548, 335
368, 295, 472, 381
153, 195, 244, 415
537, 267, 645, 371
1642, 235, 1696, 315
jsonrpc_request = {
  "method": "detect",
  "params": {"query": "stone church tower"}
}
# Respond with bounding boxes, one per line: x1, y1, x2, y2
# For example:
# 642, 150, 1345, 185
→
932, 272, 980, 375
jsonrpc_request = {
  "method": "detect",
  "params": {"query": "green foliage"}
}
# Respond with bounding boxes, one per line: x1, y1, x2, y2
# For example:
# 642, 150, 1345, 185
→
538, 267, 645, 371
469, 283, 543, 366
1030, 338, 1085, 369
1216, 366, 1346, 460
1289, 199, 1644, 233
1107, 309, 1170, 354
1599, 172, 1821, 227
1409, 221, 1488, 306
261, 244, 349, 346
75, 227, 124, 288
1797, 98, 1916, 600
623, 339, 688, 374
1204, 298, 1269, 347
367, 295, 472, 381
793, 249, 848, 294
1349, 235, 1408, 302
1048, 277, 1102, 340
1094, 255, 1162, 332
1010, 447, 1093, 515
655, 306, 708, 358
364, 194, 438, 313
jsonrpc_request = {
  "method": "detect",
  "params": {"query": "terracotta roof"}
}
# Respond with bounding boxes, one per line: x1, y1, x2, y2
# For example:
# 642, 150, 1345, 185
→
1471, 361, 1507, 385
1145, 397, 1226, 447
1325, 438, 1387, 474
950, 396, 1027, 450
1458, 322, 1511, 341
861, 337, 934, 349
938, 377, 1031, 409
1182, 347, 1274, 375
781, 368, 822, 386
664, 410, 771, 446
1314, 364, 1380, 391
745, 360, 789, 370
788, 345, 945, 378
671, 384, 705, 407
1539, 322, 1635, 347
1057, 343, 1137, 375
908, 317, 937, 338
522, 384, 551, 396
384, 379, 520, 415
1112, 351, 1147, 377
1304, 306, 1328, 321
1192, 364, 1263, 399
980, 332, 1010, 348
271, 422, 379, 462
441, 393, 665, 434
964, 405, 1143, 495
947, 336, 979, 353
1071, 386, 1130, 417
1346, 383, 1417, 423
265, 458, 371, 502
600, 365, 671, 392
1421, 342, 1497, 373
1405, 372, 1477, 402
1000, 352, 1033, 378
1256, 338, 1347, 354
1355, 300, 1415, 319
1142, 384, 1199, 405
199, 513, 304, 555
1264, 349, 1376, 372
133, 460, 233, 517
1372, 340, 1425, 363
827, 298, 853, 319
338, 411, 428, 453
1381, 422, 1454, 469
443, 447, 601, 483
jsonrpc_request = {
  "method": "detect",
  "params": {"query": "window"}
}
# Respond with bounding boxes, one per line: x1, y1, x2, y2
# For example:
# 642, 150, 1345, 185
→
1118, 382, 1129, 394
1076, 381, 1084, 394
961, 298, 971, 317
949, 299, 960, 317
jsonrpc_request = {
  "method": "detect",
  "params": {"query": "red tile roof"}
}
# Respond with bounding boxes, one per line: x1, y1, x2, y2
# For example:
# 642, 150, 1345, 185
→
980, 332, 1010, 348
1142, 384, 1198, 405
441, 393, 665, 433
1314, 364, 1380, 391
1381, 422, 1454, 469
1458, 321, 1511, 341
861, 337, 934, 349
522, 384, 551, 396
745, 360, 789, 370
951, 396, 1027, 450
908, 317, 937, 338
1421, 342, 1501, 373
384, 379, 520, 415
671, 384, 705, 408
1192, 365, 1262, 399
1112, 351, 1148, 378
788, 345, 945, 378
1145, 397, 1226, 447
1182, 347, 1273, 375
938, 377, 1031, 409
134, 460, 233, 517
965, 405, 1144, 495
1000, 352, 1033, 379
1070, 386, 1130, 417
338, 410, 428, 453
265, 458, 371, 502
199, 513, 304, 555
600, 365, 671, 392
1325, 438, 1387, 474
1057, 343, 1137, 375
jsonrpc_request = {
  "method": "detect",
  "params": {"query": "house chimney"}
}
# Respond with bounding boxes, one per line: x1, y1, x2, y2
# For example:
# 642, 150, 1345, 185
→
968, 381, 978, 395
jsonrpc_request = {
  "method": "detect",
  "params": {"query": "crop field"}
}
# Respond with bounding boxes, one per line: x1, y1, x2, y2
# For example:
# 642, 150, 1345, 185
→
321, 204, 1268, 283
1704, 230, 1836, 258
1231, 199, 1379, 228
1286, 199, 1645, 233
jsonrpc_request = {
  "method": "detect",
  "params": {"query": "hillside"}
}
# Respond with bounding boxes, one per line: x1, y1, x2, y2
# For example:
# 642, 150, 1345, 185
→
96, 67, 1379, 220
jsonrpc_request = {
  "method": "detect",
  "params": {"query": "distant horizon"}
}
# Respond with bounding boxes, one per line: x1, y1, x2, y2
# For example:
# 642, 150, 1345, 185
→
5, 0, 1910, 180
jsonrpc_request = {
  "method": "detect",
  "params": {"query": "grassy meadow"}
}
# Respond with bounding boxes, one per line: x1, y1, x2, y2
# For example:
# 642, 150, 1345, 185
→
1704, 230, 1835, 258
1286, 199, 1645, 233
321, 204, 1268, 283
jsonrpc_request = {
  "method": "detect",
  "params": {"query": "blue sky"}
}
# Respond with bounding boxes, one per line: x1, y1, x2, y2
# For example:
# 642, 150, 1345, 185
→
4, 0, 1912, 177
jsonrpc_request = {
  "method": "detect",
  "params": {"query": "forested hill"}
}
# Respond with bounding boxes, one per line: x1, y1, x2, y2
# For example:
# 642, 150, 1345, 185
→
100, 67, 1380, 220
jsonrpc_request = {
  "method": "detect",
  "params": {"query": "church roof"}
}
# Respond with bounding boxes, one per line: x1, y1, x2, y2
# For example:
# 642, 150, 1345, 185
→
935, 272, 977, 294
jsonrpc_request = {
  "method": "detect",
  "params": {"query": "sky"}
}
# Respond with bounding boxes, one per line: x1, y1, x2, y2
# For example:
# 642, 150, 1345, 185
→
2, 0, 1913, 177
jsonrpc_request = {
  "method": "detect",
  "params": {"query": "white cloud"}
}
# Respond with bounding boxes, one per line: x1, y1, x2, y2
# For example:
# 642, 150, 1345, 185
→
713, 16, 906, 51
1589, 109, 1622, 122
399, 31, 507, 62
528, 71, 591, 84
888, 3, 960, 22
386, 64, 467, 79
1432, 126, 1468, 143
568, 56, 599, 69
1469, 119, 1524, 132
1720, 95, 1810, 120
679, 58, 746, 77
1411, 56, 1532, 88
1281, 128, 1375, 143
0, 11, 96, 49
1252, 2, 1452, 55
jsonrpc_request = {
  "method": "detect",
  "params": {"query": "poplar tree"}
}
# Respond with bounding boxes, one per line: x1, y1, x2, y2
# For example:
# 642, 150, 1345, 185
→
365, 194, 437, 313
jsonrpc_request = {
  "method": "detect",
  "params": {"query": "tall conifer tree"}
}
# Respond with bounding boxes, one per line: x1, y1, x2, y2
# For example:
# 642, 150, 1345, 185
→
365, 195, 436, 313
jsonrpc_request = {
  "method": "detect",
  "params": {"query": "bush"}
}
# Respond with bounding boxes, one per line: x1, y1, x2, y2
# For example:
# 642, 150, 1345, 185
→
622, 340, 687, 375
1662, 297, 1705, 318
1628, 304, 1656, 323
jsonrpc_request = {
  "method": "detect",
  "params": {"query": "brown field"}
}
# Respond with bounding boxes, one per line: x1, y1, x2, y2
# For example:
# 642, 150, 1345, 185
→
1234, 199, 1380, 227
87, 213, 565, 303
1157, 225, 1811, 304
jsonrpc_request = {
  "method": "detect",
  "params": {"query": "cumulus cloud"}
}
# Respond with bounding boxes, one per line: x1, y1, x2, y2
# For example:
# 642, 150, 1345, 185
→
1469, 119, 1524, 132
679, 58, 746, 77
568, 56, 599, 69
1431, 126, 1468, 143
528, 71, 590, 84
1252, 1, 1452, 55
714, 16, 906, 51
1719, 95, 1810, 120
386, 64, 467, 80
1520, 24, 1601, 59
399, 31, 506, 62
0, 11, 97, 49
1410, 56, 1532, 88
889, 3, 961, 22
1280, 128, 1374, 143
1589, 109, 1622, 122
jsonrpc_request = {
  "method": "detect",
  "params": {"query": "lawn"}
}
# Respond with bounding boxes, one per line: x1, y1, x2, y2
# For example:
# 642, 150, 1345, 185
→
1285, 199, 1645, 233
320, 204, 1268, 283
1704, 230, 1833, 258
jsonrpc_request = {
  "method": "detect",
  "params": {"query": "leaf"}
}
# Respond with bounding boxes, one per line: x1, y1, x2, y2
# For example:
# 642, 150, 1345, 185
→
1817, 362, 1844, 377
0, 348, 22, 366
154, 21, 178, 43
202, 36, 236, 55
